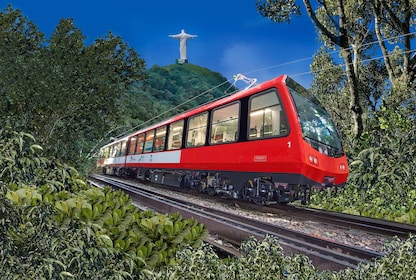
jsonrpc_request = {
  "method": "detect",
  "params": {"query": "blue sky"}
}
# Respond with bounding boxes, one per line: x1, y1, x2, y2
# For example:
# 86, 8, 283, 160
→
4, 1, 321, 87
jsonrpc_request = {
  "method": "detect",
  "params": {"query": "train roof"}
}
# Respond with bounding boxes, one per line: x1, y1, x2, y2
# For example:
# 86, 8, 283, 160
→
100, 135, 129, 149
111, 74, 288, 142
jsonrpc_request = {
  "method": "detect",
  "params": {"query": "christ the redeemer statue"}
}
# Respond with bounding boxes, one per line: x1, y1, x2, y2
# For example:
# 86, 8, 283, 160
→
169, 29, 197, 64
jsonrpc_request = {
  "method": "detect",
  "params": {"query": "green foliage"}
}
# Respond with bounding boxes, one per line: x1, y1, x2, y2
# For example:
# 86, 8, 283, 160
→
5, 185, 43, 206
231, 235, 312, 279
0, 126, 86, 193
257, 0, 414, 138
0, 127, 46, 184
0, 6, 146, 171
1, 128, 209, 278
332, 236, 416, 280
3, 183, 209, 275
308, 31, 415, 222
310, 47, 389, 145
152, 235, 416, 279
0, 197, 135, 279
256, 0, 301, 23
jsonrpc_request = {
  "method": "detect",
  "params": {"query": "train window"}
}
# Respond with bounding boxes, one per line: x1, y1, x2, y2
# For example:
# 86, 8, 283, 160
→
186, 112, 208, 147
143, 130, 155, 153
210, 102, 240, 144
103, 147, 110, 158
119, 141, 127, 157
249, 91, 288, 139
167, 120, 184, 150
110, 144, 118, 157
289, 86, 343, 152
135, 134, 145, 154
153, 126, 167, 152
128, 136, 137, 155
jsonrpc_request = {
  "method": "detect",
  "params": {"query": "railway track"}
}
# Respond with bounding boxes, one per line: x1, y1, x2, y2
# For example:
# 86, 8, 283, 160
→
271, 204, 416, 240
214, 198, 416, 241
88, 174, 391, 271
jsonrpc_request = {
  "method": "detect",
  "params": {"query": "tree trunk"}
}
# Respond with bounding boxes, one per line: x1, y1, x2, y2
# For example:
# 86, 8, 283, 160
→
338, 0, 363, 138
371, 1, 396, 84
342, 48, 363, 138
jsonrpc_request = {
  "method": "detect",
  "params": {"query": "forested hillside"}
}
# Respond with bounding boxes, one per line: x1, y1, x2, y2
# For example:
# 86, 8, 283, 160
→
118, 64, 233, 139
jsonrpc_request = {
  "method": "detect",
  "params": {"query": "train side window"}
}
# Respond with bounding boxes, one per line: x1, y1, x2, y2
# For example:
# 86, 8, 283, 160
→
143, 130, 155, 153
153, 126, 167, 152
135, 134, 145, 154
103, 147, 110, 158
186, 112, 208, 147
210, 102, 240, 144
128, 136, 137, 155
167, 120, 184, 150
119, 141, 127, 157
110, 144, 118, 157
249, 91, 288, 139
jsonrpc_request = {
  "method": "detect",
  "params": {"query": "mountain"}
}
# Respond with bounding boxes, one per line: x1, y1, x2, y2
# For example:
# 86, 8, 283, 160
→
121, 63, 235, 131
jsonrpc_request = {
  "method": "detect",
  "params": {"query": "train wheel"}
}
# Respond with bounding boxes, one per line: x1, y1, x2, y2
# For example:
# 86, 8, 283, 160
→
253, 198, 266, 205
207, 186, 215, 196
242, 182, 254, 202
144, 170, 151, 180
299, 185, 311, 205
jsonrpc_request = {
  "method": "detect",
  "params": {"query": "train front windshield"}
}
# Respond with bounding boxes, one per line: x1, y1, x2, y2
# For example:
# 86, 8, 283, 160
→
286, 78, 344, 158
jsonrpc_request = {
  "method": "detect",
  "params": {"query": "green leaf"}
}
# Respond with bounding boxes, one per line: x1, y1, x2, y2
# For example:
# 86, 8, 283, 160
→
60, 272, 75, 278
30, 144, 43, 152
98, 234, 113, 248
6, 191, 19, 204
171, 235, 183, 244
81, 207, 93, 220
55, 201, 70, 215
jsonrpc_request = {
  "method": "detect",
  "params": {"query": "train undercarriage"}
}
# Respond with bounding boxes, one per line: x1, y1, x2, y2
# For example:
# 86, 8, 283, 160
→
104, 166, 312, 205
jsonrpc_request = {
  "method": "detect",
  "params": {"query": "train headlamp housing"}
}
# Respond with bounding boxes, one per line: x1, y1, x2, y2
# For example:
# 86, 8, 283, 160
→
309, 155, 319, 165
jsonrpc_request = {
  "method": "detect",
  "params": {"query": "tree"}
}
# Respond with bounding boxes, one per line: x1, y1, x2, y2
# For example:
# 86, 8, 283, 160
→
310, 47, 388, 143
370, 0, 415, 86
41, 18, 147, 166
0, 6, 146, 169
0, 5, 44, 129
256, 0, 415, 137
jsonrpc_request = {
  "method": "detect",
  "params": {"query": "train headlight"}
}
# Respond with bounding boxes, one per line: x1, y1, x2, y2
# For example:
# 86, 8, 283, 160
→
309, 155, 318, 165
339, 164, 346, 171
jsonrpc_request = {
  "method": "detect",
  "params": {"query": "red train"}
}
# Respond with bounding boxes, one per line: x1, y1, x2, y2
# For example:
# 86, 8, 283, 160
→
97, 75, 348, 204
